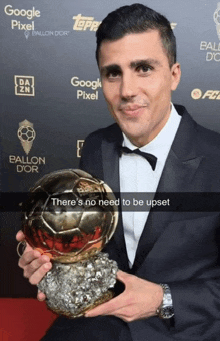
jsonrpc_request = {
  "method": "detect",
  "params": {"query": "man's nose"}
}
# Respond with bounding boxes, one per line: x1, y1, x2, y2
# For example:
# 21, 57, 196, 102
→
120, 74, 137, 100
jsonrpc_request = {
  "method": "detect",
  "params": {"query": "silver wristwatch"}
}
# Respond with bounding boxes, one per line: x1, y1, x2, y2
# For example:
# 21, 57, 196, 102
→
156, 284, 174, 319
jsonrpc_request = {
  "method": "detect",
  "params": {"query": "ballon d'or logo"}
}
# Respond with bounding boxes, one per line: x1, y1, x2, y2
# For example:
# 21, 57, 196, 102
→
214, 3, 220, 40
17, 119, 36, 155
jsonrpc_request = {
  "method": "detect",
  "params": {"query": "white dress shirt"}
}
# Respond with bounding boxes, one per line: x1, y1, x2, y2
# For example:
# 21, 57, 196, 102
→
119, 104, 181, 267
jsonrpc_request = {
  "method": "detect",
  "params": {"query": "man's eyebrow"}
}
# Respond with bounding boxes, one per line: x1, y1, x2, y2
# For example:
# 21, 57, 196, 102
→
100, 59, 161, 74
130, 59, 161, 68
100, 64, 121, 75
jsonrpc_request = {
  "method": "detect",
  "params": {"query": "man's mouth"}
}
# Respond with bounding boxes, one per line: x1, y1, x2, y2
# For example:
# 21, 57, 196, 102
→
119, 105, 146, 116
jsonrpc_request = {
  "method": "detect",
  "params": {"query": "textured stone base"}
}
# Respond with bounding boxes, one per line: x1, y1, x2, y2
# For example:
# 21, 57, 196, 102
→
38, 252, 118, 318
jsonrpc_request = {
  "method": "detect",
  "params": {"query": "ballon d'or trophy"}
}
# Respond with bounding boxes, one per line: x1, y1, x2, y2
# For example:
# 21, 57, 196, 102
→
21, 169, 118, 318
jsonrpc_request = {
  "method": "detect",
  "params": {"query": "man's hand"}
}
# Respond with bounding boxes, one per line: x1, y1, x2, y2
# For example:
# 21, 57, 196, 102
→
16, 230, 52, 301
85, 270, 163, 322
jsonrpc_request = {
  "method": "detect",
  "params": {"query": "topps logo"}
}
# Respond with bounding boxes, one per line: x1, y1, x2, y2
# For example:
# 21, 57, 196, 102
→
72, 14, 175, 33
170, 23, 177, 30
73, 14, 101, 31
191, 88, 220, 100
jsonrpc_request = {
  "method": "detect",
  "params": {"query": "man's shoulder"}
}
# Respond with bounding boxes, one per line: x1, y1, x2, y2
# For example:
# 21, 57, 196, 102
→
196, 122, 220, 147
175, 104, 220, 154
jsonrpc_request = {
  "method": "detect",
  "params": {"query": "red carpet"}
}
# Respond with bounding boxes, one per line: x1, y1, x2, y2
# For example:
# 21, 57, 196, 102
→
0, 299, 58, 341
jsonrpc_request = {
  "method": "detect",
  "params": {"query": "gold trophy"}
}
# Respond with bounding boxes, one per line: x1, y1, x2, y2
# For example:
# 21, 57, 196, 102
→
21, 169, 118, 318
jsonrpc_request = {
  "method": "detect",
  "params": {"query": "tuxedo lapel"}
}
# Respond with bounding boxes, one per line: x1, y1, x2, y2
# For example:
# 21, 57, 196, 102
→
102, 138, 120, 194
101, 126, 130, 270
132, 106, 204, 273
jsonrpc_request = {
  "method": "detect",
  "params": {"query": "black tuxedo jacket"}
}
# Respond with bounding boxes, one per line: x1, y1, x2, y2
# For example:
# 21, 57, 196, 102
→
43, 106, 220, 341
78, 105, 220, 341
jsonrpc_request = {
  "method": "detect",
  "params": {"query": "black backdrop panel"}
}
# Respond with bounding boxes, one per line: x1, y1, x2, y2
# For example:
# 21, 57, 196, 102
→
0, 0, 220, 296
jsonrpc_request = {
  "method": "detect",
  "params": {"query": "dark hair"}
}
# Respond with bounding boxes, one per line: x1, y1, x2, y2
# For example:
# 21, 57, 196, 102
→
96, 3, 176, 68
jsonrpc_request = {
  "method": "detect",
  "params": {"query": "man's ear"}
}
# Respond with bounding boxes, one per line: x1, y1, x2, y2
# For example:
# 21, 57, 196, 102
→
171, 62, 181, 91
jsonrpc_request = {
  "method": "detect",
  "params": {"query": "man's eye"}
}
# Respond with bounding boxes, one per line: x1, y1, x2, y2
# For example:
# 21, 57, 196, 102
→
136, 65, 152, 73
107, 71, 121, 78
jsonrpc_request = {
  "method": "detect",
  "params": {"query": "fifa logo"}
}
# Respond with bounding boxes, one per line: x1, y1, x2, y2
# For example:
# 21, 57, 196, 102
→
17, 120, 36, 155
191, 88, 220, 100
214, 3, 220, 40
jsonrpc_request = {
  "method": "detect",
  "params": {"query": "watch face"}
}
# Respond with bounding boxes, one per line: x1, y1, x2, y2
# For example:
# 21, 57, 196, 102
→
161, 306, 174, 319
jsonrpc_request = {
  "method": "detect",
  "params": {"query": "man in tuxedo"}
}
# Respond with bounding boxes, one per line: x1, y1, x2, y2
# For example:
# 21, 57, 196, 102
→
16, 4, 220, 340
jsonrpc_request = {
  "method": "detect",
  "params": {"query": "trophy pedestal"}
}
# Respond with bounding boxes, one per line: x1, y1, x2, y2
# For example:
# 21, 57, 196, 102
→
38, 252, 118, 318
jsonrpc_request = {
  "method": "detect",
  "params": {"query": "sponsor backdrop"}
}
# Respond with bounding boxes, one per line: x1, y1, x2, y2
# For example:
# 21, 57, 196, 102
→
0, 0, 219, 297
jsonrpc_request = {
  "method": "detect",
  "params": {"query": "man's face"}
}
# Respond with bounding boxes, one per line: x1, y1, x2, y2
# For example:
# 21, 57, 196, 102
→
99, 30, 181, 147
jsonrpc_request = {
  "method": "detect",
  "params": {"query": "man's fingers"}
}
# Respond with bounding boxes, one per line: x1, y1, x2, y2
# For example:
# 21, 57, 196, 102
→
37, 290, 46, 301
29, 262, 52, 285
85, 300, 114, 317
18, 248, 52, 285
116, 270, 131, 284
16, 230, 33, 257
23, 254, 50, 274
18, 249, 42, 268
16, 230, 51, 299
85, 271, 138, 318
16, 230, 25, 242
85, 271, 132, 317
85, 291, 127, 317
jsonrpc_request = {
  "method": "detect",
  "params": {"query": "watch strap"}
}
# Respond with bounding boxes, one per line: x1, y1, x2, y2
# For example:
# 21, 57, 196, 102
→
156, 283, 174, 319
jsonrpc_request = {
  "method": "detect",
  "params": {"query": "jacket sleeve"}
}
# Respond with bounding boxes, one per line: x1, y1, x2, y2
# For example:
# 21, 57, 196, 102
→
168, 214, 220, 339
169, 276, 220, 339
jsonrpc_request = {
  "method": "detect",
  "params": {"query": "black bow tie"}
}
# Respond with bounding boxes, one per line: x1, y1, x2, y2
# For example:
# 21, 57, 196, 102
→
119, 146, 157, 171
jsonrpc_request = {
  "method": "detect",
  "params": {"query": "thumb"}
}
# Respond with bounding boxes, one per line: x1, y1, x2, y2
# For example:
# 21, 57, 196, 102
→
16, 230, 33, 253
16, 230, 25, 242
116, 270, 131, 284
37, 290, 46, 301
